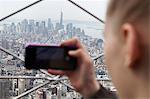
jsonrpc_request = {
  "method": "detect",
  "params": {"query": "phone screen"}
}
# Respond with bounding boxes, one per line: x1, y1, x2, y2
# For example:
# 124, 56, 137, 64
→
36, 47, 65, 61
25, 45, 77, 70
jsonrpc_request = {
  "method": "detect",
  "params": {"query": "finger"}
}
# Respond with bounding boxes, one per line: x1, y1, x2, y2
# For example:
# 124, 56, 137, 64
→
48, 69, 66, 75
69, 49, 84, 58
69, 49, 92, 65
61, 38, 83, 48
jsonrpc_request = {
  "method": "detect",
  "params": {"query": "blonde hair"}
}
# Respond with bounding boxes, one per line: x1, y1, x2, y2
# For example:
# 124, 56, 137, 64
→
107, 0, 150, 73
107, 0, 149, 25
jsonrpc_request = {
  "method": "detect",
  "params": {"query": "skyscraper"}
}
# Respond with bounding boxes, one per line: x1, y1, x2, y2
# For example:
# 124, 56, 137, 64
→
16, 22, 22, 33
59, 12, 64, 30
66, 23, 73, 38
60, 12, 63, 26
29, 19, 35, 33
35, 22, 40, 34
10, 23, 16, 34
0, 79, 12, 99
48, 18, 52, 30
40, 21, 48, 35
21, 19, 28, 33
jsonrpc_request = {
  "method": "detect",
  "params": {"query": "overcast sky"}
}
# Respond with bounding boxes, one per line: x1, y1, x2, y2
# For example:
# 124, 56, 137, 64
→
0, 0, 109, 22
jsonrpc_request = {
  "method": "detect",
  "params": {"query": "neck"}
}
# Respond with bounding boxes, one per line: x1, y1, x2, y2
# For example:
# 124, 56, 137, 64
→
133, 83, 149, 99
120, 77, 149, 99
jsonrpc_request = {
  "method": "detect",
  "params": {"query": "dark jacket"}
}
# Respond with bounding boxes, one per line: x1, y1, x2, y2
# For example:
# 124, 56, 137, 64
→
87, 84, 118, 99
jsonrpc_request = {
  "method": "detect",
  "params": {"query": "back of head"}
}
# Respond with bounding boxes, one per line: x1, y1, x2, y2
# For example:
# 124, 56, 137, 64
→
107, 0, 149, 25
105, 0, 149, 98
107, 0, 149, 75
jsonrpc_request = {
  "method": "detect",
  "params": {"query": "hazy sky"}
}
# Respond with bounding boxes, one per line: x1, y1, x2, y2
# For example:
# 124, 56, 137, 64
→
0, 0, 109, 22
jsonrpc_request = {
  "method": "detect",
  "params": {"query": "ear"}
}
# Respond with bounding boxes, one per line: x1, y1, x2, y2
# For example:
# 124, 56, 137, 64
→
121, 23, 141, 68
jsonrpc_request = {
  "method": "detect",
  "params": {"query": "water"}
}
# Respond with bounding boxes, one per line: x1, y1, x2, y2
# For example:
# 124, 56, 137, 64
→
57, 20, 105, 39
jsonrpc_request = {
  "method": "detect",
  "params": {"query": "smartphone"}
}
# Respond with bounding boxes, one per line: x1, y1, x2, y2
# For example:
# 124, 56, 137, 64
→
25, 45, 77, 70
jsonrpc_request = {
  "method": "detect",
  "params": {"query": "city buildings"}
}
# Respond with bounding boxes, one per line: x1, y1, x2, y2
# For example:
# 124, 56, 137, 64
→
0, 12, 113, 99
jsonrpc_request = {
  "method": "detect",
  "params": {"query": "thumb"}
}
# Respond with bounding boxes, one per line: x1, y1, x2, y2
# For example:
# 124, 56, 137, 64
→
69, 49, 83, 58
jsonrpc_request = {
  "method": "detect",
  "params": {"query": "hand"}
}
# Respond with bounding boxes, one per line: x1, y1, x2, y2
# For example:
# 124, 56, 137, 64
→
48, 38, 100, 97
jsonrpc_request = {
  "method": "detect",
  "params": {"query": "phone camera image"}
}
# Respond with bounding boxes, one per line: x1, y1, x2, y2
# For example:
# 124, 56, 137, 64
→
25, 45, 77, 70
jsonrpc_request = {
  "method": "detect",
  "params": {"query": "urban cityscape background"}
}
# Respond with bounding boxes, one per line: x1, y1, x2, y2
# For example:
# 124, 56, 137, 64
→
0, 1, 115, 98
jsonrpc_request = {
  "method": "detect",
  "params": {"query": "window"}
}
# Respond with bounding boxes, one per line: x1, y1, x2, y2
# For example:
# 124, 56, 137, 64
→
0, 0, 113, 98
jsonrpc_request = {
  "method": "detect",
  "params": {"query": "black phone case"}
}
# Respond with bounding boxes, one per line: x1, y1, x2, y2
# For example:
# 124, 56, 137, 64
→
25, 45, 77, 70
